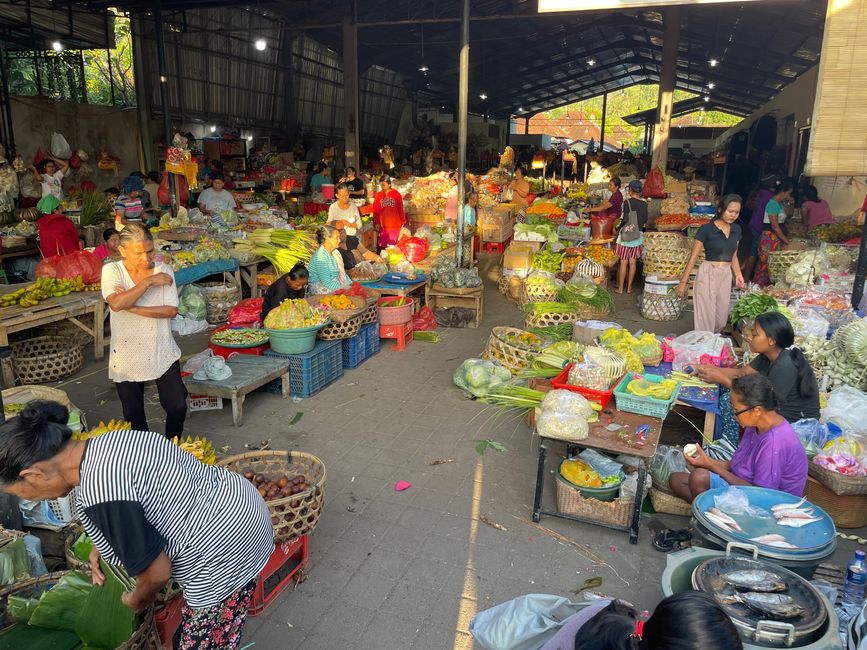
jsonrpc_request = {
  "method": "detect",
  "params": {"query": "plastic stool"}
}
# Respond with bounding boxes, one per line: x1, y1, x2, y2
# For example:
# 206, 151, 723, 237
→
482, 237, 511, 254
379, 321, 413, 350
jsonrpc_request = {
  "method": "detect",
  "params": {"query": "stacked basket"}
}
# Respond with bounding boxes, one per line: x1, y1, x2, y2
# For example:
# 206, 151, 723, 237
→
313, 295, 367, 341
768, 249, 807, 285
483, 326, 539, 374
642, 232, 691, 278
199, 282, 241, 324
11, 336, 83, 383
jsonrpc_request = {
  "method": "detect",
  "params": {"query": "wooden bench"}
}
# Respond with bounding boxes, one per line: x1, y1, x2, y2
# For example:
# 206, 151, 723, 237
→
424, 284, 483, 328
183, 356, 291, 426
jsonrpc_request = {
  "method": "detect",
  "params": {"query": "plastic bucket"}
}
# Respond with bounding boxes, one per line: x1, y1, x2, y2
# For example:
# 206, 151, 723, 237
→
321, 184, 335, 200
376, 297, 413, 325
266, 323, 328, 355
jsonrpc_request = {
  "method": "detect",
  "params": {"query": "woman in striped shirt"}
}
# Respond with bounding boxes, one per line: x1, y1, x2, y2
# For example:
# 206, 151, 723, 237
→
307, 224, 350, 294
0, 401, 274, 649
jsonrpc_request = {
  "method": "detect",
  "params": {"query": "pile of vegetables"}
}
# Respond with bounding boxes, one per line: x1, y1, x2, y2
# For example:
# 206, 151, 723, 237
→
160, 206, 190, 228
319, 294, 355, 310
729, 291, 792, 326
193, 237, 230, 263
532, 250, 564, 273
581, 245, 617, 266
254, 229, 316, 275
527, 201, 566, 216
514, 222, 557, 243
527, 323, 573, 341
655, 214, 688, 227
520, 341, 585, 378
169, 250, 196, 270
536, 390, 596, 441
598, 327, 661, 372
263, 299, 329, 330
499, 329, 546, 353
430, 256, 482, 288
813, 223, 861, 243
557, 277, 614, 314
211, 328, 269, 347
560, 458, 620, 488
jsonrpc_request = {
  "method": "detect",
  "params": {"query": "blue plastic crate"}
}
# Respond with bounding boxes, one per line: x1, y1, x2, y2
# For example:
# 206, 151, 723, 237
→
263, 339, 344, 397
342, 331, 369, 369
362, 322, 381, 355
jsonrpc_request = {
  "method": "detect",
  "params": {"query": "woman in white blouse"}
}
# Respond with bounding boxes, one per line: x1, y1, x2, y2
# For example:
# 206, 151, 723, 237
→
101, 224, 187, 437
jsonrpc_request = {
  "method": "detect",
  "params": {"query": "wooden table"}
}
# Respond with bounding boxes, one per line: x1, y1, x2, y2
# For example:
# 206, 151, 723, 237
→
424, 284, 483, 327
0, 286, 106, 383
532, 408, 662, 544
0, 244, 39, 262
363, 279, 429, 313
182, 355, 291, 426
236, 256, 268, 298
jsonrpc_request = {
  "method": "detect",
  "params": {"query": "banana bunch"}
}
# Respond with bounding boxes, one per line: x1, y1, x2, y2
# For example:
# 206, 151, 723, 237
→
625, 378, 678, 401
1, 276, 87, 308
172, 435, 216, 465
74, 418, 131, 441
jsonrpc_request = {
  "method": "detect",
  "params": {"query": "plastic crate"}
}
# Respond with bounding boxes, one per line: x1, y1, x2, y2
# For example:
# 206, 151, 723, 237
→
250, 536, 309, 617
263, 339, 343, 397
613, 373, 680, 419
362, 322, 380, 355
188, 395, 224, 411
550, 365, 621, 408
342, 331, 368, 369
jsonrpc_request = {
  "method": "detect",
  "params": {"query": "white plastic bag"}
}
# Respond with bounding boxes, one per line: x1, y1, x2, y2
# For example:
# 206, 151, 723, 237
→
619, 472, 650, 501
822, 385, 867, 435
540, 389, 594, 420
182, 349, 215, 375
50, 132, 72, 159
793, 308, 829, 339
171, 315, 209, 336
671, 330, 725, 371
536, 411, 589, 441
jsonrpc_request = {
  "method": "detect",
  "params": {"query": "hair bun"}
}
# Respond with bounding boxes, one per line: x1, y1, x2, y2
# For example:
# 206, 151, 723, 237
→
19, 400, 69, 428
18, 405, 47, 427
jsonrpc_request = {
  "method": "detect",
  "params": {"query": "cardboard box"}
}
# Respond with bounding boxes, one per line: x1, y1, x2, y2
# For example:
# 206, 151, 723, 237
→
509, 239, 544, 253
502, 242, 534, 277
667, 180, 688, 194
479, 205, 514, 226
481, 221, 514, 243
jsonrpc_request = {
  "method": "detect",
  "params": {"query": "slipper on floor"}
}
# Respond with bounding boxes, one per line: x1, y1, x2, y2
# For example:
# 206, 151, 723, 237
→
652, 528, 692, 552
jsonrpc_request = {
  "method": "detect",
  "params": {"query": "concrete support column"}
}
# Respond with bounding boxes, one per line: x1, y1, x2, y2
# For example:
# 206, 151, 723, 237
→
342, 16, 361, 170
130, 15, 154, 172
650, 6, 681, 171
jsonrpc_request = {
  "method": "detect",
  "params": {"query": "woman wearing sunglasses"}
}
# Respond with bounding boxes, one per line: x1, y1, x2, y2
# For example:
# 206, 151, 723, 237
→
669, 373, 808, 503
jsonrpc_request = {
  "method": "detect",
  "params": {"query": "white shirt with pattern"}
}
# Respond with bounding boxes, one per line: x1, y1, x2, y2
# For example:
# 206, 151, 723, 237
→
101, 261, 181, 383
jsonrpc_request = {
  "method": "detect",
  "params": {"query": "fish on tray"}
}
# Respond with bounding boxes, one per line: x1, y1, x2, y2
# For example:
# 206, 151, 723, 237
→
722, 569, 787, 592
774, 508, 815, 520
716, 592, 805, 619
706, 507, 744, 532
771, 498, 806, 514
777, 516, 822, 528
749, 534, 798, 549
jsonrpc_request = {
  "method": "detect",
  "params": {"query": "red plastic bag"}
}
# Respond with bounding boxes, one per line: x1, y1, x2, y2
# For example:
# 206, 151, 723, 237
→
643, 167, 666, 199
55, 251, 102, 284
157, 171, 189, 206
411, 306, 438, 331
68, 151, 81, 170
35, 256, 60, 279
397, 236, 429, 263
228, 298, 264, 326
33, 147, 46, 167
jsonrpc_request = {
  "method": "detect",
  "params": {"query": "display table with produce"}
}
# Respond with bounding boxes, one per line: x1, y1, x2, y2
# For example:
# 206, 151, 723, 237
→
532, 407, 662, 544
183, 355, 291, 426
173, 258, 241, 287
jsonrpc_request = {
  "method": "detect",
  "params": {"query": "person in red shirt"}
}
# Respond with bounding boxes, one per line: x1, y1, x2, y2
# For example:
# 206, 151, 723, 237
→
372, 176, 405, 249
35, 195, 81, 258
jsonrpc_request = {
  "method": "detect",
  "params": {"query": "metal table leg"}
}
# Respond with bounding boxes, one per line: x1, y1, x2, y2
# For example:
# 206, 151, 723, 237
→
629, 461, 648, 544
532, 442, 547, 522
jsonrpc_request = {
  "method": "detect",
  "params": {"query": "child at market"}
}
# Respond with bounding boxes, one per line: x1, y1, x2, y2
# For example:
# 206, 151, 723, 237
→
92, 227, 121, 262
30, 156, 69, 200
114, 175, 146, 225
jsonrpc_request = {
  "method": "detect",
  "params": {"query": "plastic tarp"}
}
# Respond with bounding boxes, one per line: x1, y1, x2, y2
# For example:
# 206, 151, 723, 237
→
174, 258, 239, 286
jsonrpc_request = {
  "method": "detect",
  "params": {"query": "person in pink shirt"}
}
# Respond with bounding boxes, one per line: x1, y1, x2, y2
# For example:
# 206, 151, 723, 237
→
669, 373, 808, 502
92, 227, 120, 261
800, 185, 834, 229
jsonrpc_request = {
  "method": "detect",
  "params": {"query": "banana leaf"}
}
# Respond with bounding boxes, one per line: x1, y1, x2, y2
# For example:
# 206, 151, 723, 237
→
0, 623, 82, 649
27, 571, 93, 631
74, 559, 138, 650
70, 533, 93, 564
0, 538, 29, 586
7, 595, 39, 623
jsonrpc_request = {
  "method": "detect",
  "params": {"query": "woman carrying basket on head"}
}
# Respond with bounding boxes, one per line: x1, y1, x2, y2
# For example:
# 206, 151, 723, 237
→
613, 180, 648, 294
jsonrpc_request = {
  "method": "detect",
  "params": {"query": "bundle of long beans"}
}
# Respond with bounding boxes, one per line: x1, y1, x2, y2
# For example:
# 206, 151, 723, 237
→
522, 301, 578, 314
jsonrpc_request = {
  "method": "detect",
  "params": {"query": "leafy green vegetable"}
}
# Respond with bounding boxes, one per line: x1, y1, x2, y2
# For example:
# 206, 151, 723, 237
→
28, 571, 93, 631
474, 439, 508, 455
729, 292, 786, 325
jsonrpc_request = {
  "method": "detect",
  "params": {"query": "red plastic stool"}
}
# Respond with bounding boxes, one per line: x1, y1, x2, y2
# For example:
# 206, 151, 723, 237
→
482, 237, 511, 254
155, 595, 184, 650
379, 321, 413, 350
250, 536, 309, 616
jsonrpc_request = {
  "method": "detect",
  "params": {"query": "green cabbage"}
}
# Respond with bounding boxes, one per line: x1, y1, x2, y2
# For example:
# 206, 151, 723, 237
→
453, 359, 512, 396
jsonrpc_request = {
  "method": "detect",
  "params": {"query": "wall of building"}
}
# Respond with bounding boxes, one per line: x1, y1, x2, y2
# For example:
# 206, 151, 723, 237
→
10, 95, 142, 182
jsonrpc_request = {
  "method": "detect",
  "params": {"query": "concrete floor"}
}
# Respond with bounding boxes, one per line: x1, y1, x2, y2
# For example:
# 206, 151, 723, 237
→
54, 253, 863, 650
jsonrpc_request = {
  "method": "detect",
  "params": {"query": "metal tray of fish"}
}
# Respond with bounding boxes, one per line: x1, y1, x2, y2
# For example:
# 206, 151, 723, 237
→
692, 549, 827, 646
692, 487, 836, 556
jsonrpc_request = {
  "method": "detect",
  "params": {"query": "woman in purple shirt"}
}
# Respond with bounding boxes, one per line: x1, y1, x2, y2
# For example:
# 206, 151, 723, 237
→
669, 373, 808, 503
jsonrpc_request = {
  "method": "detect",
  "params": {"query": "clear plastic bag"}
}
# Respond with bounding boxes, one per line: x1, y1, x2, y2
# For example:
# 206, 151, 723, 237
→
536, 411, 589, 441
713, 486, 772, 518
791, 418, 837, 458
822, 385, 867, 435
792, 307, 829, 338
649, 445, 689, 487
540, 389, 594, 420
568, 357, 609, 392
619, 471, 650, 501
181, 349, 215, 375
578, 449, 624, 480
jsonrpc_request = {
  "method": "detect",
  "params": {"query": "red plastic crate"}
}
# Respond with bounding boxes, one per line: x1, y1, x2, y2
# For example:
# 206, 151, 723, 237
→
155, 595, 184, 650
550, 364, 623, 408
208, 325, 270, 360
250, 536, 309, 617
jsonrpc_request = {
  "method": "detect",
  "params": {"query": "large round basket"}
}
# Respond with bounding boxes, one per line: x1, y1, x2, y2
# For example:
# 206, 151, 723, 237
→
266, 322, 329, 355
519, 283, 559, 306
808, 461, 867, 496
0, 571, 160, 648
555, 476, 632, 527
359, 303, 379, 325
2, 385, 73, 410
11, 336, 83, 384
649, 486, 692, 516
767, 250, 805, 284
804, 476, 867, 529
217, 450, 326, 541
640, 292, 686, 322
524, 311, 578, 330
318, 315, 362, 340
642, 246, 690, 278
306, 295, 366, 324
198, 282, 241, 325
483, 326, 541, 374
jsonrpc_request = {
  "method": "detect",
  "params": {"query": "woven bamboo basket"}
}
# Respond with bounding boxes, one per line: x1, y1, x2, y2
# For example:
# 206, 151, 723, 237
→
519, 283, 559, 306
497, 276, 509, 296
359, 304, 379, 325
640, 293, 686, 322
524, 311, 579, 331
653, 222, 688, 232
317, 315, 362, 340
642, 246, 690, 277
804, 476, 867, 529
768, 250, 805, 284
306, 295, 365, 324
12, 336, 83, 384
641, 352, 664, 367
0, 571, 161, 648
555, 478, 632, 527
649, 486, 692, 516
808, 461, 867, 496
484, 326, 541, 374
2, 385, 73, 410
199, 282, 241, 324
643, 231, 690, 249
217, 450, 326, 541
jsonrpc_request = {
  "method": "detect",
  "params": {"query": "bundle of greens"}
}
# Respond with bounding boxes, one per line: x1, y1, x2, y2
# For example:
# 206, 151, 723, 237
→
729, 291, 792, 325
557, 277, 614, 313
454, 358, 512, 397
255, 229, 316, 275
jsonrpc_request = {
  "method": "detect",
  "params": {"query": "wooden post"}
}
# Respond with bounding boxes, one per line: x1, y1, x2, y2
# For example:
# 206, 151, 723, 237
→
650, 7, 681, 171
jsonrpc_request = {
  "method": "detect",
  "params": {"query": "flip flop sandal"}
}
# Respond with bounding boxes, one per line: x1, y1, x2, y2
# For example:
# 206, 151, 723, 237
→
652, 528, 692, 552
